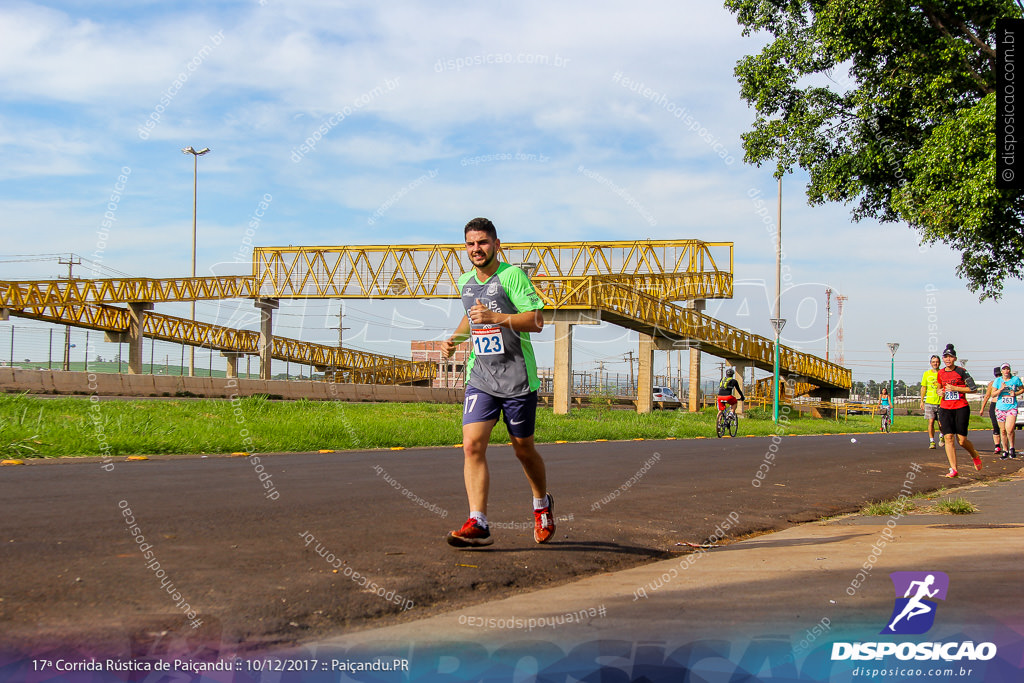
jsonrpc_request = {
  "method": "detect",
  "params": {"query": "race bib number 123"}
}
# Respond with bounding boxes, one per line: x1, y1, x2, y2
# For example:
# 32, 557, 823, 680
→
472, 327, 504, 356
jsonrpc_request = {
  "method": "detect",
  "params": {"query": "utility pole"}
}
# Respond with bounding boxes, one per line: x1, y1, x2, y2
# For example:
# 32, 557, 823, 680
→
331, 304, 350, 347
58, 254, 80, 371
623, 351, 635, 395
836, 294, 848, 366
825, 287, 832, 362
331, 303, 351, 382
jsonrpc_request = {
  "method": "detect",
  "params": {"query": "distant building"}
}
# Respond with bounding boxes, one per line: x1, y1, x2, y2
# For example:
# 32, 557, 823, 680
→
411, 340, 469, 388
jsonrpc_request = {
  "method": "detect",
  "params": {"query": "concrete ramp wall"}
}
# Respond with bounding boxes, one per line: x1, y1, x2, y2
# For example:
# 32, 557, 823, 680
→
0, 368, 462, 404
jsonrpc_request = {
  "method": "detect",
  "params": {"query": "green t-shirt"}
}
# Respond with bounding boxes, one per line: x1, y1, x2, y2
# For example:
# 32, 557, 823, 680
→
457, 262, 544, 397
921, 368, 941, 405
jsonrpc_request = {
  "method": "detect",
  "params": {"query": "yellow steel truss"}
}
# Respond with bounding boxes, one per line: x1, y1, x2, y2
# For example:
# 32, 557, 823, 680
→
584, 279, 851, 389
251, 240, 733, 299
0, 241, 729, 305
752, 376, 818, 399
0, 239, 850, 391
9, 303, 435, 385
0, 276, 256, 307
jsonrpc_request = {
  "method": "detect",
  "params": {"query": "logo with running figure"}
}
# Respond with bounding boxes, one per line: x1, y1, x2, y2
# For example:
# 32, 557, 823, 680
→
881, 571, 949, 635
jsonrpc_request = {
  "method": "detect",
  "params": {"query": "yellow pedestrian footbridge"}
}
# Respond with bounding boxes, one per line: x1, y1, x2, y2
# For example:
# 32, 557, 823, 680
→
4, 300, 433, 385
0, 239, 850, 405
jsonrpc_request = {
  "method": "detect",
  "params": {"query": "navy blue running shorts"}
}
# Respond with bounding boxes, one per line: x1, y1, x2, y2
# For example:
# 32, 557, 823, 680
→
462, 385, 538, 438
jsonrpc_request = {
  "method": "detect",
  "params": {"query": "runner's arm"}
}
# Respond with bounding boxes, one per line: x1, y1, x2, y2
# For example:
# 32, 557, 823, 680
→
442, 316, 471, 358
468, 300, 543, 333
943, 371, 973, 395
979, 384, 993, 413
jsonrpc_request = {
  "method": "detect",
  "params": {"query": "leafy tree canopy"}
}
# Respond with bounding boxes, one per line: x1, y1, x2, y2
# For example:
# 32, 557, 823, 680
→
726, 0, 1024, 299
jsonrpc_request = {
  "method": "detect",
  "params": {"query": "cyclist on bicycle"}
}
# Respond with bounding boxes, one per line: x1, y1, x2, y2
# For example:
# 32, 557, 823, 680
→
879, 385, 892, 426
716, 368, 746, 415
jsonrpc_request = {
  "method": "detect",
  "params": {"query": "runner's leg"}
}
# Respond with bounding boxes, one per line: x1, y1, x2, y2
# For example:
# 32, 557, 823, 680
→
462, 419, 498, 514
958, 434, 981, 459
510, 434, 547, 500
943, 434, 958, 471
955, 407, 981, 464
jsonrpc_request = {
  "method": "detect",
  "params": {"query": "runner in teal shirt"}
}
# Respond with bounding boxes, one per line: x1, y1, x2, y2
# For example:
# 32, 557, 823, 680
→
980, 363, 1023, 459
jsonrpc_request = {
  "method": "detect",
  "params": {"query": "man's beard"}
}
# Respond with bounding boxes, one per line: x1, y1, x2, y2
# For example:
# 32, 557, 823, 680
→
473, 251, 495, 269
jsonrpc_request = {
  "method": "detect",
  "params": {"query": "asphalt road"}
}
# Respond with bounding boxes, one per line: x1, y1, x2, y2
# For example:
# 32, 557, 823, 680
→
1, 429, 1015, 658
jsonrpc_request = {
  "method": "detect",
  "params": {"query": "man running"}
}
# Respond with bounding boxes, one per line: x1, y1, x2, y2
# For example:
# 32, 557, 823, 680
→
716, 368, 746, 414
441, 217, 555, 548
919, 355, 942, 449
935, 344, 982, 478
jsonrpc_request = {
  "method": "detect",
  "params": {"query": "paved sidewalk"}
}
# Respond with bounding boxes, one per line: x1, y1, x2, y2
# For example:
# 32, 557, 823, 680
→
294, 472, 1023, 676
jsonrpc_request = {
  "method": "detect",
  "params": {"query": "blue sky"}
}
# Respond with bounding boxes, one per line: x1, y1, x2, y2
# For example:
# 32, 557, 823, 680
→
0, 1, 1018, 386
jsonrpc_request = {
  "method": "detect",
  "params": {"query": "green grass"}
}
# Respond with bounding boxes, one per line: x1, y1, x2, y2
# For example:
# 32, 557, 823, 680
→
935, 498, 978, 515
860, 490, 981, 516
861, 498, 918, 516
0, 392, 998, 458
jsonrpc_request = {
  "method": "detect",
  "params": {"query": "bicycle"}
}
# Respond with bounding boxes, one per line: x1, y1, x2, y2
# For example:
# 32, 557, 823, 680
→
716, 403, 739, 438
880, 408, 891, 433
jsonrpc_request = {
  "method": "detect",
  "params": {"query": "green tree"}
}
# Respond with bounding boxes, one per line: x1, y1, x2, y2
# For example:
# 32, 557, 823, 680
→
726, 1, 1024, 299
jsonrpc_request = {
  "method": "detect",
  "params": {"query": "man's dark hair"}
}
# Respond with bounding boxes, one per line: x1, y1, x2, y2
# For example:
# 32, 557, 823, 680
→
464, 217, 498, 240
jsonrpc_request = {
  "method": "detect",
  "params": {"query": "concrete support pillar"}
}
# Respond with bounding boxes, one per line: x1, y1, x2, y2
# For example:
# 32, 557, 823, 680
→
636, 333, 655, 413
688, 348, 702, 412
543, 309, 600, 416
733, 361, 749, 416
127, 302, 153, 375
553, 320, 573, 415
255, 298, 279, 380
222, 352, 244, 379
687, 299, 706, 412
810, 387, 842, 419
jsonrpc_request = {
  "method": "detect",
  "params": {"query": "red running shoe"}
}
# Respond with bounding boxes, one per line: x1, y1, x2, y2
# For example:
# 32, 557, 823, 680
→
534, 494, 556, 544
972, 456, 983, 471
446, 518, 493, 548
944, 469, 958, 478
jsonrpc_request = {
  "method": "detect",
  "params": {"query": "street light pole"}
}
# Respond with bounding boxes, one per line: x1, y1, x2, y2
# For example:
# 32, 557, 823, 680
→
182, 146, 210, 377
771, 318, 787, 422
887, 342, 899, 427
771, 175, 784, 423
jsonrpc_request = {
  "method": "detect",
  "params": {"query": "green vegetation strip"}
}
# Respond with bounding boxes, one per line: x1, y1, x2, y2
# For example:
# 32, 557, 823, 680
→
935, 498, 978, 515
0, 393, 993, 458
862, 491, 980, 517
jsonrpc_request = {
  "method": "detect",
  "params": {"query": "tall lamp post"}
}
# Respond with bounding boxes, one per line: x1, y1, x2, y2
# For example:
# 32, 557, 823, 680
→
770, 318, 787, 422
887, 342, 899, 427
182, 146, 210, 377
770, 174, 785, 423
